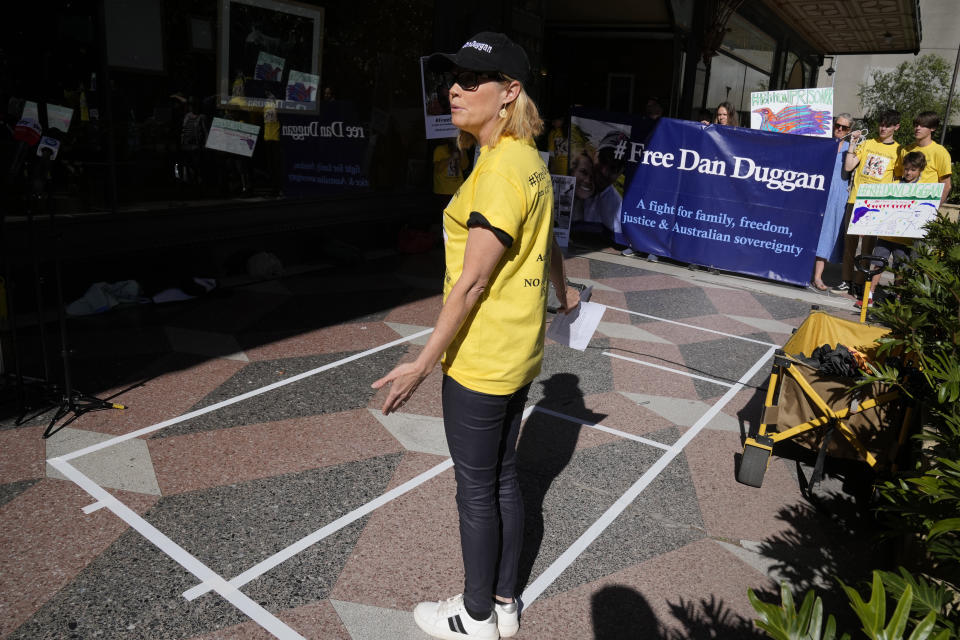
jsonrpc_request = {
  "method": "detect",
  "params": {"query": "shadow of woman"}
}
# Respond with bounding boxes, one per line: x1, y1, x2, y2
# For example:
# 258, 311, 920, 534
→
513, 372, 606, 596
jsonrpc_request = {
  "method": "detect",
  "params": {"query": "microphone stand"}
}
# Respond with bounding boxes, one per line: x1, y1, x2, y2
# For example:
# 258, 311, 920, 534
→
30, 143, 125, 438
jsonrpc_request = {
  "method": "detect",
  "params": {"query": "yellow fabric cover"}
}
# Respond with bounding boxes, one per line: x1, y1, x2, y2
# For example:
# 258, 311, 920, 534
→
782, 311, 889, 359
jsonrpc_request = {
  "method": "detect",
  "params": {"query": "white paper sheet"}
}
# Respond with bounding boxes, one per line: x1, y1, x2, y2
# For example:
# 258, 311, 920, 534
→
546, 298, 604, 351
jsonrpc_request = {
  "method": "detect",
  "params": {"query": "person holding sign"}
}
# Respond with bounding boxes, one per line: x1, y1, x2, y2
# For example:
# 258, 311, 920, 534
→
832, 108, 902, 296
372, 32, 579, 640
810, 114, 854, 290
902, 111, 952, 208
856, 151, 927, 308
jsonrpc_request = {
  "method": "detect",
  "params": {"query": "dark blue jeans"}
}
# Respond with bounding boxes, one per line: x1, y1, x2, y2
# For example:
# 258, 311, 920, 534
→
442, 374, 529, 616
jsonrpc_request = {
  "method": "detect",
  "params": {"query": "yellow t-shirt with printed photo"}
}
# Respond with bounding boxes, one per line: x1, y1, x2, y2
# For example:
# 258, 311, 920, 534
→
848, 138, 901, 203
441, 136, 554, 395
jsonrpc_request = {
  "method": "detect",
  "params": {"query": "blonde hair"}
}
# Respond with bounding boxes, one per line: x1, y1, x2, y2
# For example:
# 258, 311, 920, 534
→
458, 75, 543, 150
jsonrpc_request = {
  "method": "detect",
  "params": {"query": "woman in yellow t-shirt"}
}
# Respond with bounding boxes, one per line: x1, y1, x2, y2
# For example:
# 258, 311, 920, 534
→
372, 32, 579, 640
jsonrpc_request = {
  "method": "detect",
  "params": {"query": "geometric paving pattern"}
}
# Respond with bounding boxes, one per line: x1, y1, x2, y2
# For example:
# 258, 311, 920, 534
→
0, 246, 875, 639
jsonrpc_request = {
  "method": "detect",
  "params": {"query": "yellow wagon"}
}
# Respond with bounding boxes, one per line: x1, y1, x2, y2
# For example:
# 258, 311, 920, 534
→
737, 309, 914, 488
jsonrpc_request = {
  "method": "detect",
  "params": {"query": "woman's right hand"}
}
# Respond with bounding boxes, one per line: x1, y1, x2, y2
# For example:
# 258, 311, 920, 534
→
371, 361, 430, 415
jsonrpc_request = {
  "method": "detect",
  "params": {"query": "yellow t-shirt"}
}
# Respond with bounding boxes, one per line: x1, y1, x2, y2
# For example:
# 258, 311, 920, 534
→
547, 128, 569, 176
433, 143, 464, 195
903, 141, 952, 183
441, 136, 554, 395
848, 138, 901, 203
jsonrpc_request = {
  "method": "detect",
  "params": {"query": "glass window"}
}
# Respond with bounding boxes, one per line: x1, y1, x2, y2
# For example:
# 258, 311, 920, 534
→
783, 52, 802, 89
720, 14, 775, 73
706, 52, 769, 119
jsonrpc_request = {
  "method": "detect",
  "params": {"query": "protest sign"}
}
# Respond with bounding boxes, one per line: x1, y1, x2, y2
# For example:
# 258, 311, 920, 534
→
280, 102, 369, 194
286, 70, 319, 103
206, 117, 260, 157
552, 174, 575, 249
750, 87, 833, 137
620, 118, 836, 286
420, 57, 457, 140
848, 182, 944, 238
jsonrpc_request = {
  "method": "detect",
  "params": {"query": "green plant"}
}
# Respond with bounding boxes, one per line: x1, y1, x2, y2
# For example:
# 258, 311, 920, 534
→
749, 582, 848, 640
857, 54, 959, 150
750, 214, 960, 638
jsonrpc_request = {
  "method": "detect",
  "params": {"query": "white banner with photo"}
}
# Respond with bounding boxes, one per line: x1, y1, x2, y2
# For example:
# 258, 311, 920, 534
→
420, 57, 458, 140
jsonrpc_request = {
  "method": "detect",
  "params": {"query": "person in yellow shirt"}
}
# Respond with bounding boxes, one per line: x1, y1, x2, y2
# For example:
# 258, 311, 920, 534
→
902, 111, 952, 208
832, 108, 901, 296
432, 138, 466, 196
372, 32, 579, 640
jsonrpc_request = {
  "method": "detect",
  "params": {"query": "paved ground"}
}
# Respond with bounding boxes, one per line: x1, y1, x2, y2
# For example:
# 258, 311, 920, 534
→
0, 241, 881, 639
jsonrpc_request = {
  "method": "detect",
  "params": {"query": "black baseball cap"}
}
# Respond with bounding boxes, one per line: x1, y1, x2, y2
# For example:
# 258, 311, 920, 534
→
427, 32, 531, 85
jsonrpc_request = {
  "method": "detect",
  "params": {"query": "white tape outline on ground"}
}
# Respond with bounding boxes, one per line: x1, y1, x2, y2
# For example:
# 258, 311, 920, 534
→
182, 403, 673, 601
519, 344, 777, 609
47, 458, 306, 640
52, 329, 434, 463
45, 306, 775, 637
604, 304, 778, 347
602, 351, 735, 388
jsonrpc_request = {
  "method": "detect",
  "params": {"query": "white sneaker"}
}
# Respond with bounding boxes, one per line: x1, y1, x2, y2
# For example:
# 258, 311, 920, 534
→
413, 594, 499, 640
494, 601, 519, 637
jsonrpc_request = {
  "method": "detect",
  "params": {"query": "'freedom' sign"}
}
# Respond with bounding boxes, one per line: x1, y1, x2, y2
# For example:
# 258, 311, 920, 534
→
620, 118, 837, 286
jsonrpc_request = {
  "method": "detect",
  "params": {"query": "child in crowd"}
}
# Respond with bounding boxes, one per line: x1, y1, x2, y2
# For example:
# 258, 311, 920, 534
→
832, 108, 902, 297
902, 111, 953, 208
856, 151, 927, 308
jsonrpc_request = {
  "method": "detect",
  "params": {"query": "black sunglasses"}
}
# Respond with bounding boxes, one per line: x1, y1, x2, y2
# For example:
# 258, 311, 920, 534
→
835, 123, 851, 131
443, 70, 504, 91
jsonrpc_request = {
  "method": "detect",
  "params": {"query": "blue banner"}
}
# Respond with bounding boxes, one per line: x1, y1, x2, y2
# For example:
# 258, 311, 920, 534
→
280, 101, 370, 195
620, 118, 836, 286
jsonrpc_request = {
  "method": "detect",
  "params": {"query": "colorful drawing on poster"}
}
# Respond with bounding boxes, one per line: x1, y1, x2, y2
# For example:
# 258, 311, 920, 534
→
286, 70, 318, 102
848, 182, 944, 238
254, 51, 285, 82
750, 88, 833, 138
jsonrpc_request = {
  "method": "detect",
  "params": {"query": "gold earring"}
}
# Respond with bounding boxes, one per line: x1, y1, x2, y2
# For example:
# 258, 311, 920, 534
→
498, 107, 507, 119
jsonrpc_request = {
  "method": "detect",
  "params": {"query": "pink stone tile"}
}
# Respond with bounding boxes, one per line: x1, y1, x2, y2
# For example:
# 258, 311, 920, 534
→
520, 538, 771, 639
384, 294, 442, 326
0, 425, 45, 484
0, 479, 157, 638
684, 430, 804, 542
704, 288, 774, 317
640, 315, 774, 345
243, 322, 402, 361
597, 274, 697, 292
563, 257, 591, 279
579, 392, 676, 439
149, 409, 404, 495
187, 599, 350, 640
66, 356, 247, 436
383, 451, 450, 492
586, 288, 628, 311
606, 339, 701, 400
331, 461, 463, 609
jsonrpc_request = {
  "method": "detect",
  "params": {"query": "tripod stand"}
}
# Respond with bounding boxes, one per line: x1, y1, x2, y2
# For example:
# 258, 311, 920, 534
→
4, 140, 126, 437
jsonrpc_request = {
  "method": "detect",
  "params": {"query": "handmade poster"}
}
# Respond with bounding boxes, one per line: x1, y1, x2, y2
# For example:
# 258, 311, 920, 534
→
205, 117, 260, 157
285, 70, 318, 102
551, 174, 576, 249
254, 51, 285, 81
848, 182, 944, 238
620, 117, 836, 286
21, 101, 74, 133
420, 57, 457, 139
750, 88, 833, 138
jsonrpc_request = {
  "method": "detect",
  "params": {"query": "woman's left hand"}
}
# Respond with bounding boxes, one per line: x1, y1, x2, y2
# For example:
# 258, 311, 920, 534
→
556, 285, 581, 314
371, 362, 430, 415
